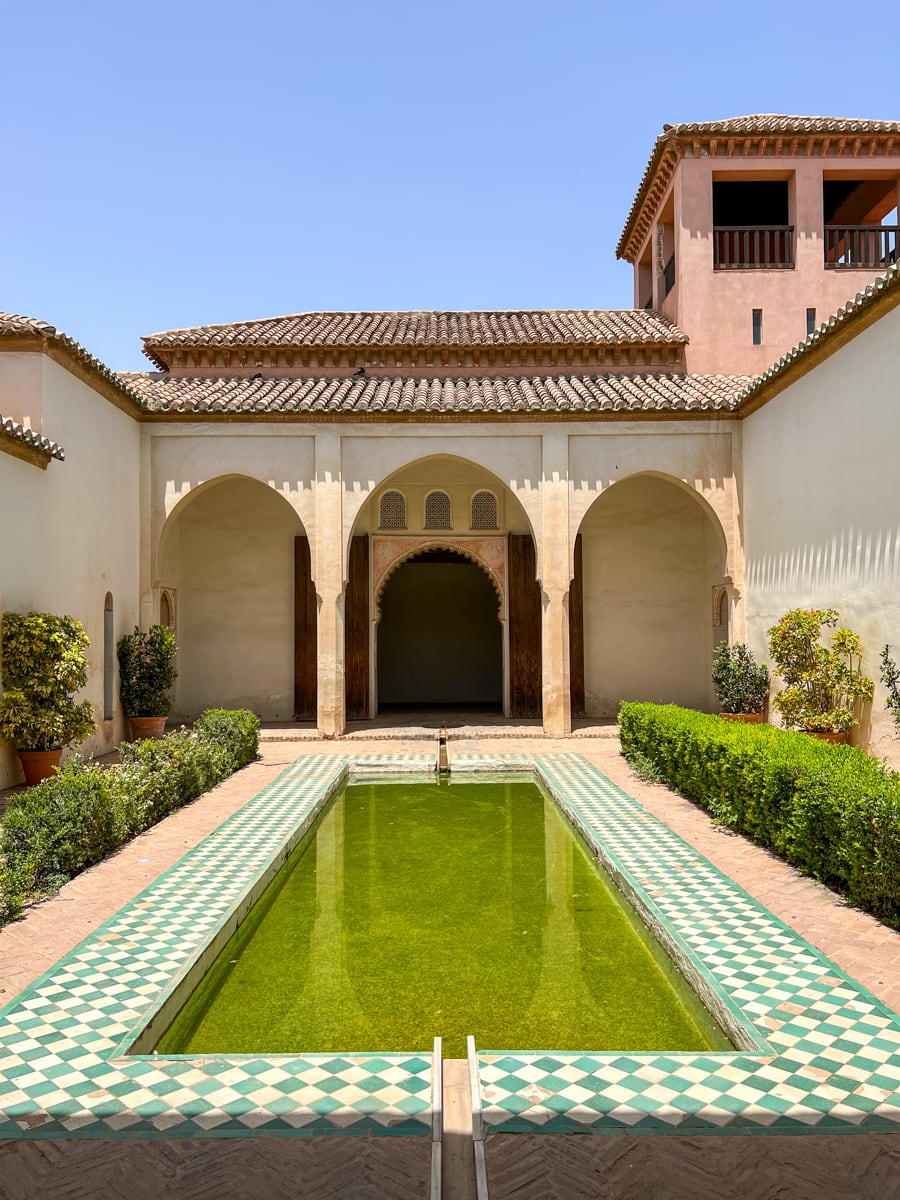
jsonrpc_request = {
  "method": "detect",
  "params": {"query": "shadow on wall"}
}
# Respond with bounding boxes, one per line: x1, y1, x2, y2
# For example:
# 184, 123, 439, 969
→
747, 526, 900, 595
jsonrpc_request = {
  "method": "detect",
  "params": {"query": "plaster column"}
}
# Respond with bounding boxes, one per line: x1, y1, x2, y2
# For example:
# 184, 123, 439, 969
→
540, 431, 572, 737
314, 430, 346, 737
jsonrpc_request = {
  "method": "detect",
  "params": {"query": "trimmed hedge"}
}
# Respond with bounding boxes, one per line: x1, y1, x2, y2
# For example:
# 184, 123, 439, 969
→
618, 703, 900, 928
0, 708, 260, 922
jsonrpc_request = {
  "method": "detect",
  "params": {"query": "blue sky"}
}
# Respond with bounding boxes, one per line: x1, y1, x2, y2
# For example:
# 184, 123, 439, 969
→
4, 0, 899, 371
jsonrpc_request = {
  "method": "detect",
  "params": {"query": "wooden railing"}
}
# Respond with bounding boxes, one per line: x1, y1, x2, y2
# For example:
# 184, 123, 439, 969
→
824, 225, 899, 268
713, 226, 794, 269
662, 254, 676, 296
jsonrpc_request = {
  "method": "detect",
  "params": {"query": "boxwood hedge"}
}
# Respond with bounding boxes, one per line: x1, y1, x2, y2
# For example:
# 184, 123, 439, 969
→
0, 708, 260, 922
618, 702, 900, 928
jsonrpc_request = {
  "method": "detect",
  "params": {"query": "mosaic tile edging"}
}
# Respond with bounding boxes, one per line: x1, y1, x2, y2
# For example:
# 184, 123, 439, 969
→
476, 752, 900, 1137
0, 754, 437, 1141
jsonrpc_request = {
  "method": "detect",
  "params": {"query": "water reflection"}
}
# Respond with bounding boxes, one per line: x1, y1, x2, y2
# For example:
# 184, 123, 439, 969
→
159, 778, 727, 1057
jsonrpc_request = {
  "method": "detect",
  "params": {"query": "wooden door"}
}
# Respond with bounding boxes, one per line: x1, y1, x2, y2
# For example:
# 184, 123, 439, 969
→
345, 535, 370, 720
294, 536, 317, 720
508, 534, 542, 718
569, 533, 585, 718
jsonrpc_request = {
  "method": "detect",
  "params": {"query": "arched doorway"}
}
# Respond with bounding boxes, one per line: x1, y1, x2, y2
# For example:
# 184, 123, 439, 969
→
345, 454, 543, 720
157, 475, 308, 720
377, 548, 502, 709
576, 473, 728, 715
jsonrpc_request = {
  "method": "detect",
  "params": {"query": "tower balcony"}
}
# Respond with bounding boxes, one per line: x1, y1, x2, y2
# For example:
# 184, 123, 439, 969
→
824, 225, 899, 269
713, 226, 794, 270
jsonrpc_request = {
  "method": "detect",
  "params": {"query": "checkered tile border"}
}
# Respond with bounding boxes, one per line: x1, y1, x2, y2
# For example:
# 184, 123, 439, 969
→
0, 755, 435, 1139
5, 749, 899, 1142
476, 753, 900, 1135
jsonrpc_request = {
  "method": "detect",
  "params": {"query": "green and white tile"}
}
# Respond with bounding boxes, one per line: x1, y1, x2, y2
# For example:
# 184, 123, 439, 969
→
475, 753, 900, 1136
0, 755, 432, 1139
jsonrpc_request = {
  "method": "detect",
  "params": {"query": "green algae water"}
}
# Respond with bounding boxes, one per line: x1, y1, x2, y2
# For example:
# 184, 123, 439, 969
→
156, 777, 730, 1058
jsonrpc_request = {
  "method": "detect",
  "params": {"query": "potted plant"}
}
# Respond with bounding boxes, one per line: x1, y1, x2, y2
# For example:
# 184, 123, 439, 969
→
117, 624, 178, 739
767, 608, 874, 741
0, 612, 96, 784
881, 645, 900, 734
712, 641, 769, 722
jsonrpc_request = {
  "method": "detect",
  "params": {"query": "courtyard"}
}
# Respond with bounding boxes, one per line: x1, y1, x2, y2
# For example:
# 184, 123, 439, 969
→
1, 725, 899, 1198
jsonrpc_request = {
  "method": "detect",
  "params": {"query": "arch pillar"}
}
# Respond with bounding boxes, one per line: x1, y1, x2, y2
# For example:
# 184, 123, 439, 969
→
540, 431, 572, 737
314, 431, 346, 737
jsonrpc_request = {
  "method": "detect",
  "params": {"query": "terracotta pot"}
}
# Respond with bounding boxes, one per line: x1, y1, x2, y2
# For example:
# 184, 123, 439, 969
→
720, 713, 762, 724
803, 729, 848, 745
18, 749, 63, 786
128, 716, 168, 741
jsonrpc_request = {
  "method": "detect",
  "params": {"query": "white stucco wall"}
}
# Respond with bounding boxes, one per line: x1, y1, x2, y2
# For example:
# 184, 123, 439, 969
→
0, 355, 141, 786
742, 302, 900, 761
160, 476, 304, 720
580, 474, 726, 716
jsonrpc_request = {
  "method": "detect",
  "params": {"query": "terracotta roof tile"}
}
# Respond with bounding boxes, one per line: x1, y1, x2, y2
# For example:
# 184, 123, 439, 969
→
121, 372, 749, 417
141, 310, 688, 367
0, 414, 65, 461
660, 114, 900, 138
0, 313, 145, 411
736, 262, 900, 409
618, 114, 900, 261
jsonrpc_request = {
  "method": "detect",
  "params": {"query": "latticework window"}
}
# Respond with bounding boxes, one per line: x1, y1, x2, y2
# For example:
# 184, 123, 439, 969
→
471, 490, 498, 529
379, 490, 407, 529
424, 490, 451, 529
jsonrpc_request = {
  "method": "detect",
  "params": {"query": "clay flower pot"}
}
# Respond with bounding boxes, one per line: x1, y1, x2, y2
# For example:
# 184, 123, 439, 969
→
18, 749, 63, 786
128, 716, 168, 741
803, 729, 848, 745
720, 713, 763, 724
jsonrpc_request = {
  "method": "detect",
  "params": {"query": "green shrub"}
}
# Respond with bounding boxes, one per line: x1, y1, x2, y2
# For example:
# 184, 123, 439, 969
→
0, 756, 123, 918
0, 612, 95, 750
0, 708, 260, 921
619, 702, 900, 927
767, 608, 874, 733
711, 641, 769, 714
193, 708, 260, 772
881, 645, 900, 734
117, 625, 178, 717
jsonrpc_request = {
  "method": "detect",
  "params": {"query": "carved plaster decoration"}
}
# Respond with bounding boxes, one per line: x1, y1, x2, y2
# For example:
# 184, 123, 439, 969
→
372, 536, 505, 619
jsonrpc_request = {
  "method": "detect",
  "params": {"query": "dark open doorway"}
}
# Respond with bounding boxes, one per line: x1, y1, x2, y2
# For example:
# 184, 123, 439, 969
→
377, 548, 502, 709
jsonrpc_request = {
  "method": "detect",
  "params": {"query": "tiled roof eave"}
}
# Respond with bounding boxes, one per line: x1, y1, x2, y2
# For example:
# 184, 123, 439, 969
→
122, 372, 751, 420
0, 414, 65, 467
617, 115, 900, 263
735, 262, 900, 413
140, 310, 690, 364
0, 316, 147, 417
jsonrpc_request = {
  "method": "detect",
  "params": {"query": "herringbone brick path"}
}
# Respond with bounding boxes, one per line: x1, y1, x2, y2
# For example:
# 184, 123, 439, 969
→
484, 1132, 900, 1200
0, 1136, 430, 1200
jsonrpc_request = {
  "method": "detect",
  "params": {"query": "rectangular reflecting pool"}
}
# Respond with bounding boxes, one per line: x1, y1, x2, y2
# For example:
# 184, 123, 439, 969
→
4, 751, 900, 1142
156, 776, 729, 1058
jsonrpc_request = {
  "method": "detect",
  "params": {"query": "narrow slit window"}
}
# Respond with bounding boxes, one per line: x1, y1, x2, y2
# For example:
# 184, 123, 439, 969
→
752, 309, 763, 346
103, 593, 114, 721
424, 490, 452, 530
471, 490, 498, 530
806, 308, 817, 336
379, 490, 407, 530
